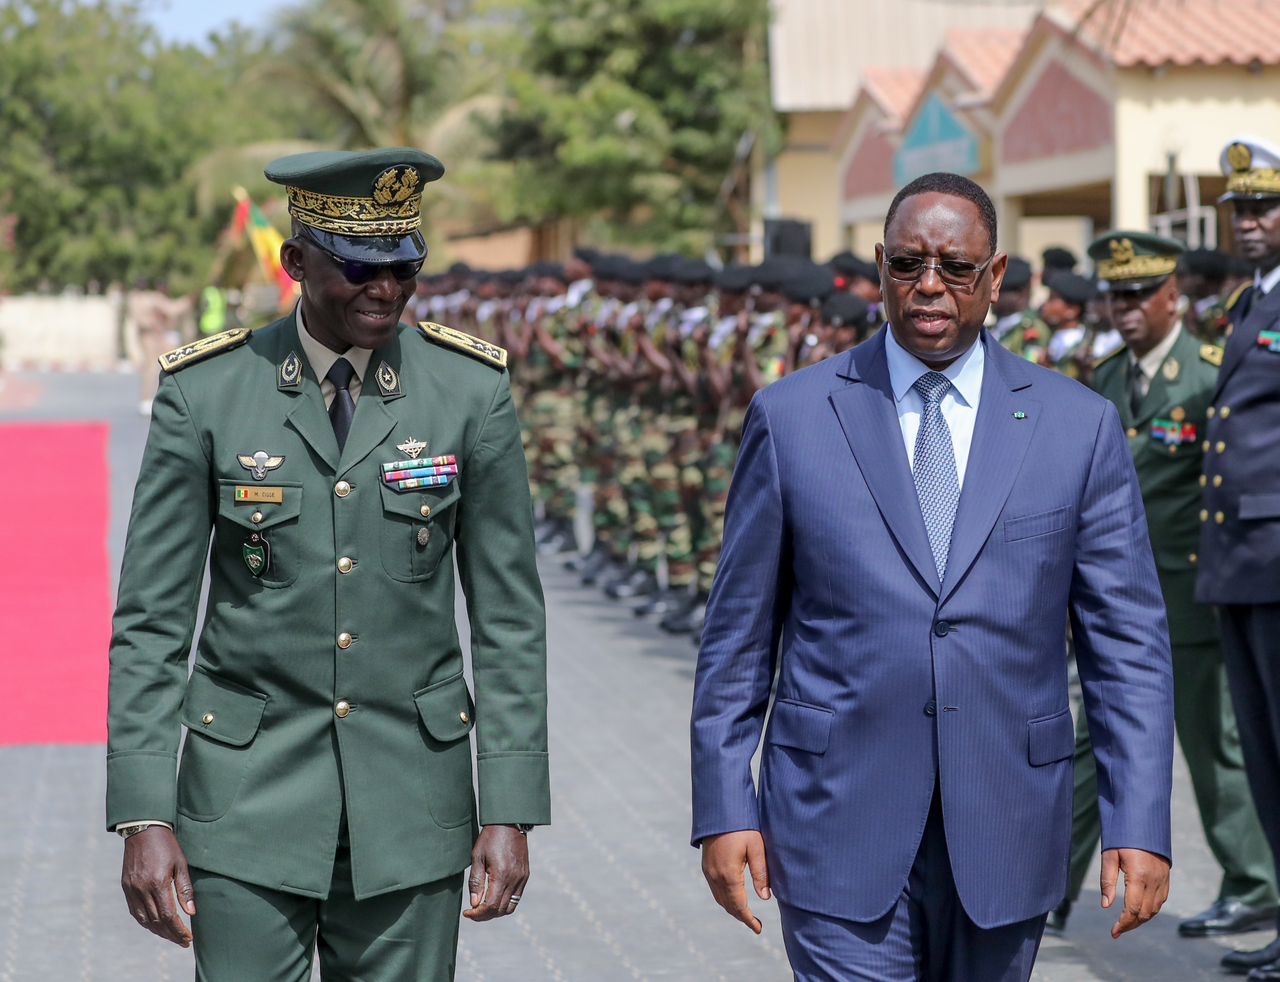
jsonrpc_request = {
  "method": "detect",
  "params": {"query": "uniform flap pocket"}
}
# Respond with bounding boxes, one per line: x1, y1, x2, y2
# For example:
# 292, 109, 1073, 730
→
1239, 492, 1280, 520
1028, 707, 1074, 766
181, 669, 268, 747
217, 480, 303, 531
414, 671, 475, 742
1005, 506, 1071, 542
767, 699, 833, 755
379, 478, 461, 520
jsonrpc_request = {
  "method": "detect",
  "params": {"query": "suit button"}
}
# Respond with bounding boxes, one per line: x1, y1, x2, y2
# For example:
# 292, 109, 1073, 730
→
337, 632, 353, 649
335, 700, 350, 718
1202, 440, 1211, 452
1207, 406, 1216, 418
335, 481, 352, 498
201, 713, 215, 726
1213, 475, 1223, 488
1126, 427, 1138, 438
1199, 475, 1208, 487
1215, 511, 1225, 524
337, 557, 354, 573
933, 620, 950, 637
924, 700, 937, 717
1216, 441, 1226, 454
1200, 509, 1209, 522
1220, 406, 1231, 419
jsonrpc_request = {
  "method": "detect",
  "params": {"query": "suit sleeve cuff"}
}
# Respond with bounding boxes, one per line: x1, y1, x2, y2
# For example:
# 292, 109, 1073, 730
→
105, 751, 178, 831
476, 752, 550, 826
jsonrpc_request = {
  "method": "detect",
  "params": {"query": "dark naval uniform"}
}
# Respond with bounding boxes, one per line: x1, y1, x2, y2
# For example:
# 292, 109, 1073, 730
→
107, 150, 548, 981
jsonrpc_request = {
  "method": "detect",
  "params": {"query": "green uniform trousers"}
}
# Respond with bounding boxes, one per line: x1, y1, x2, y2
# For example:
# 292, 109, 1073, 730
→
1065, 640, 1277, 906
191, 839, 464, 982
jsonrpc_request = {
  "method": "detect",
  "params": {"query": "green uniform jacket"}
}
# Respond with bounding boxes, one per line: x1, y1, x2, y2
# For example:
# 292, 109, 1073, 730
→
106, 315, 550, 900
996, 309, 1050, 363
1092, 327, 1221, 644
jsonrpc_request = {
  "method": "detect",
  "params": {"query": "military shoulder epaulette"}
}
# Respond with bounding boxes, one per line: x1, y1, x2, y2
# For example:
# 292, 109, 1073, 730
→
1201, 343, 1224, 366
1093, 344, 1126, 369
418, 321, 508, 370
158, 328, 250, 373
1225, 282, 1251, 311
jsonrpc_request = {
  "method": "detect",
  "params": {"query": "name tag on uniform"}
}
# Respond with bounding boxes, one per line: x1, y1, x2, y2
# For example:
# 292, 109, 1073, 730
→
235, 485, 285, 504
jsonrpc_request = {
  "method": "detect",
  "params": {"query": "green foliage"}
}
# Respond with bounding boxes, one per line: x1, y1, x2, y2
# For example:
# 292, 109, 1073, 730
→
0, 1, 311, 293
487, 0, 778, 254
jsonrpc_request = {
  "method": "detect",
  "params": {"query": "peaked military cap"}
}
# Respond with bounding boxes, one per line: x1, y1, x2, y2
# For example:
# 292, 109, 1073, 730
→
1002, 257, 1033, 292
1088, 230, 1184, 293
1219, 136, 1280, 201
265, 148, 444, 264
1046, 271, 1096, 306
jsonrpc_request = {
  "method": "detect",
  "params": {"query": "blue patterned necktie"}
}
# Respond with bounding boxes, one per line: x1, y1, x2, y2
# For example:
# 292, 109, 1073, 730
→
912, 371, 960, 581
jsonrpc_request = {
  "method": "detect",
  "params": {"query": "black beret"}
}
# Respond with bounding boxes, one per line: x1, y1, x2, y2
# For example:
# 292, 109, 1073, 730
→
1041, 247, 1078, 272
1178, 248, 1232, 279
781, 265, 836, 305
1047, 271, 1096, 306
821, 291, 869, 327
1002, 257, 1033, 291
613, 257, 649, 286
644, 253, 683, 281
673, 258, 715, 286
716, 264, 754, 293
827, 250, 861, 276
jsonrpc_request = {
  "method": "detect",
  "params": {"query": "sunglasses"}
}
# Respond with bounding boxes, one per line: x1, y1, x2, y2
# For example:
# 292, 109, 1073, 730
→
302, 232, 424, 285
884, 254, 994, 288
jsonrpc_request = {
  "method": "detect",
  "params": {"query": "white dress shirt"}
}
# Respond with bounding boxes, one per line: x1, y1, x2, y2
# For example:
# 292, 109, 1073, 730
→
1128, 323, 1182, 403
884, 327, 984, 489
1256, 264, 1280, 295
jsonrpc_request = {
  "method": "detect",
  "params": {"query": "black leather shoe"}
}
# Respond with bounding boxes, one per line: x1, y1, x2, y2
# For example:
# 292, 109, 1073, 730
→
1247, 962, 1280, 981
1045, 899, 1071, 934
1224, 938, 1280, 975
634, 590, 690, 617
606, 569, 658, 600
661, 593, 708, 633
579, 552, 615, 585
1180, 900, 1278, 938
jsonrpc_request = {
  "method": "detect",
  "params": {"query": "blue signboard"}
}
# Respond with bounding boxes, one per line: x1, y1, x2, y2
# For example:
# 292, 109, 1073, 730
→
894, 94, 980, 185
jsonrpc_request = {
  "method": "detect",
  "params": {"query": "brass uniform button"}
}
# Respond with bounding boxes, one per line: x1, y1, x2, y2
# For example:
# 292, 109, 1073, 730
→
201, 713, 215, 726
420, 504, 431, 518
1126, 427, 1138, 438
1213, 474, 1223, 487
337, 557, 354, 573
1199, 475, 1208, 487
1200, 509, 1209, 522
1216, 511, 1225, 524
1202, 440, 1211, 452
1216, 441, 1226, 454
335, 481, 352, 498
337, 632, 353, 649
1207, 406, 1216, 418
335, 700, 351, 718
251, 511, 264, 525
1220, 406, 1231, 419
459, 711, 470, 724
1189, 553, 1198, 564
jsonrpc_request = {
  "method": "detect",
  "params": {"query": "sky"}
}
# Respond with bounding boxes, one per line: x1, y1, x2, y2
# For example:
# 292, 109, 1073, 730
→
144, 0, 293, 45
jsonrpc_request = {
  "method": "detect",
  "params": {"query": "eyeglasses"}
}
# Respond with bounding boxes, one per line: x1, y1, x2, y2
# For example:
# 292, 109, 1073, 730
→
884, 254, 994, 289
302, 232, 424, 285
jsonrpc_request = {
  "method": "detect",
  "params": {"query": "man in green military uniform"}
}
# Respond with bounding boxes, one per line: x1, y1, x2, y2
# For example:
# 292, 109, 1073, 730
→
1050, 230, 1276, 937
107, 149, 550, 981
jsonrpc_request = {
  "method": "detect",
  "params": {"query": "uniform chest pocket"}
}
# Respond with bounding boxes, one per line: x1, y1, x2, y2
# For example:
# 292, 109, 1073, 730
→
216, 480, 304, 588
379, 480, 461, 582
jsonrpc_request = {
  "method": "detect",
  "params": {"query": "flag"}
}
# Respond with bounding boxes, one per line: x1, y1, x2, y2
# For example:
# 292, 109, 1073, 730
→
232, 187, 297, 308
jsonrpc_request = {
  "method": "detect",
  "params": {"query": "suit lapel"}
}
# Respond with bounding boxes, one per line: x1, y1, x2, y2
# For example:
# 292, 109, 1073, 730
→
830, 331, 940, 594
1215, 286, 1280, 397
273, 318, 341, 472
939, 338, 1038, 604
336, 337, 406, 477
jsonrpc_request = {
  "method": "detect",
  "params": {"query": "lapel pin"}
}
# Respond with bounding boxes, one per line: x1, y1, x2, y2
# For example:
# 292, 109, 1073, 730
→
278, 350, 302, 390
375, 362, 403, 397
1012, 411, 1027, 420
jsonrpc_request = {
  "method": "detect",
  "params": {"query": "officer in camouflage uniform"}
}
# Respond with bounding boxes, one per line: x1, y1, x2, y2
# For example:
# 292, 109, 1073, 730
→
1050, 231, 1277, 938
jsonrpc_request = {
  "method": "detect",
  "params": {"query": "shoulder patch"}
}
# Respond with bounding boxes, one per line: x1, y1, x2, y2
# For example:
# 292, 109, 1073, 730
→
1225, 282, 1251, 311
1093, 344, 1126, 369
418, 321, 508, 370
158, 328, 250, 373
1200, 343, 1223, 367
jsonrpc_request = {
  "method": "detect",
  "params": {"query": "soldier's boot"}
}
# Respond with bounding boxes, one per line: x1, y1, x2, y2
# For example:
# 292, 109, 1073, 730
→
564, 543, 605, 572
579, 549, 616, 586
634, 588, 692, 618
605, 567, 658, 600
536, 519, 576, 555
660, 591, 708, 634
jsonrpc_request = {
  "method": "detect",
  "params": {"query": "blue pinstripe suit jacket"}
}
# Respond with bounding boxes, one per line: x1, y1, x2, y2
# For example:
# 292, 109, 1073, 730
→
690, 329, 1174, 929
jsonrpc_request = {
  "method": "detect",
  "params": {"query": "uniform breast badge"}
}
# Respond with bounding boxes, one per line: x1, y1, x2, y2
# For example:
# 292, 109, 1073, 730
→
243, 531, 271, 577
279, 351, 303, 390
395, 438, 427, 459
1162, 357, 1180, 381
375, 362, 403, 398
382, 454, 458, 491
1257, 330, 1280, 353
238, 451, 286, 481
1151, 419, 1197, 446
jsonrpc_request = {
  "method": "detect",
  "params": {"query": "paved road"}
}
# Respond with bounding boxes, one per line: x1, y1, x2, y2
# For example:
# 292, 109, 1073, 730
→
0, 369, 1273, 981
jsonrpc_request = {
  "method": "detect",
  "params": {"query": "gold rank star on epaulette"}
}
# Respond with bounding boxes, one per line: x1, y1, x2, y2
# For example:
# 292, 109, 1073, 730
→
1201, 344, 1224, 367
418, 321, 508, 370
158, 329, 250, 373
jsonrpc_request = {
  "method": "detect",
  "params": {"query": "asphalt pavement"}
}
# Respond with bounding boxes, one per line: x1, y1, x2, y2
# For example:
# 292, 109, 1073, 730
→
0, 368, 1272, 981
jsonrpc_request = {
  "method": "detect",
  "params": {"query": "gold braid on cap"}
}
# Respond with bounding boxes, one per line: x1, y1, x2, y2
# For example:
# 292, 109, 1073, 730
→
1097, 237, 1177, 281
286, 166, 424, 236
1225, 142, 1280, 196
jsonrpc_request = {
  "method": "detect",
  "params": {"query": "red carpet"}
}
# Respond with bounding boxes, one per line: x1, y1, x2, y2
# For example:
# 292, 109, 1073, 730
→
0, 423, 111, 744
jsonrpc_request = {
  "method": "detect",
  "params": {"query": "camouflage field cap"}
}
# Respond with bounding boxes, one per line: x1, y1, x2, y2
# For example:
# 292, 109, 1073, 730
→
265, 148, 445, 264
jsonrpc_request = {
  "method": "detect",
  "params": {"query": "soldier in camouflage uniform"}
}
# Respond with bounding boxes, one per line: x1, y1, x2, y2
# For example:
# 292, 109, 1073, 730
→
989, 256, 1050, 362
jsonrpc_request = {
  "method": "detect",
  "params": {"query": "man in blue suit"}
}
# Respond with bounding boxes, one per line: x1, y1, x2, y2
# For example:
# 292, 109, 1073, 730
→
690, 172, 1175, 981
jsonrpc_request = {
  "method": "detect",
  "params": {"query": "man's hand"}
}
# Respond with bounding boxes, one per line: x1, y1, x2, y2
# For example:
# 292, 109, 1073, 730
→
120, 827, 196, 947
701, 830, 771, 934
463, 825, 529, 922
1100, 847, 1170, 939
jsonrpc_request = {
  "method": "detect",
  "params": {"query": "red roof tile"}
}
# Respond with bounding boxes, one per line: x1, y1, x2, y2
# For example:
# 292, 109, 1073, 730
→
941, 29, 1027, 97
863, 68, 927, 125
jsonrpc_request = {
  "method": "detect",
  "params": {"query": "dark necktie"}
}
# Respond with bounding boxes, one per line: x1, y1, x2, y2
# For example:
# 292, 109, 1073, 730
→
912, 372, 961, 582
326, 357, 356, 451
1128, 361, 1144, 417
